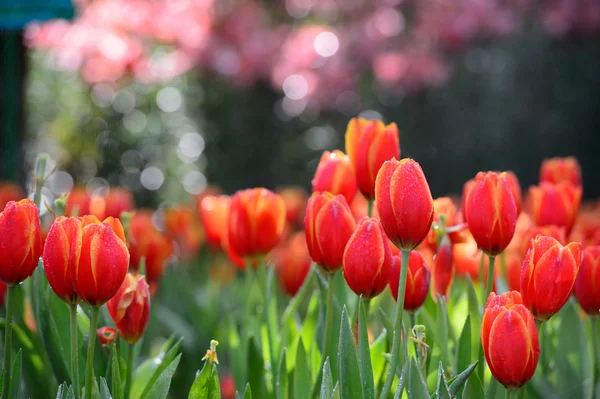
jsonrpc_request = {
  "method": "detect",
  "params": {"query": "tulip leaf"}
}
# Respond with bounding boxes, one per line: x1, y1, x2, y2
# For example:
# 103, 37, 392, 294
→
99, 377, 111, 399
227, 318, 245, 394
449, 361, 478, 396
319, 358, 333, 399
370, 329, 387, 389
111, 345, 124, 399
295, 340, 311, 399
435, 362, 452, 399
56, 383, 67, 399
484, 376, 501, 399
357, 297, 375, 399
408, 356, 430, 399
331, 382, 340, 399
243, 383, 252, 399
462, 371, 484, 399
142, 353, 181, 399
136, 337, 182, 399
8, 349, 22, 399
337, 306, 362, 399
455, 314, 472, 376
392, 362, 408, 399
187, 360, 220, 399
435, 296, 449, 368
276, 347, 288, 399
246, 337, 265, 399
378, 308, 393, 348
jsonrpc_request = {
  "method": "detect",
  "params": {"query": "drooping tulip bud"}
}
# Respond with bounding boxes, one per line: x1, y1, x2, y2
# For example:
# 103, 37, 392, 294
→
0, 199, 42, 286
520, 235, 582, 320
431, 235, 454, 300
540, 156, 582, 187
228, 188, 286, 260
106, 273, 150, 344
388, 251, 430, 312
375, 158, 434, 251
574, 246, 600, 315
464, 172, 517, 256
528, 181, 582, 235
345, 118, 400, 200
343, 217, 392, 299
305, 192, 356, 272
272, 232, 312, 297
0, 182, 23, 211
164, 205, 204, 259
97, 327, 117, 346
312, 150, 357, 205
103, 188, 134, 218
482, 291, 539, 390
128, 211, 173, 286
277, 187, 307, 227
71, 216, 130, 306
198, 195, 230, 250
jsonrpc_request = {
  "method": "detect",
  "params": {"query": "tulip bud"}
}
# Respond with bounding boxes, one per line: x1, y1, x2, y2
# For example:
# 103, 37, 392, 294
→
528, 181, 582, 235
375, 158, 434, 251
431, 235, 454, 300
0, 199, 42, 286
277, 187, 308, 227
128, 211, 173, 286
345, 118, 400, 200
305, 192, 356, 272
106, 273, 151, 344
103, 188, 134, 219
464, 172, 517, 256
312, 150, 357, 205
388, 251, 430, 312
520, 235, 582, 320
272, 232, 312, 297
198, 195, 230, 250
343, 217, 392, 299
481, 291, 539, 390
97, 327, 117, 346
228, 188, 286, 259
72, 217, 130, 306
0, 182, 23, 211
540, 156, 582, 186
574, 246, 600, 315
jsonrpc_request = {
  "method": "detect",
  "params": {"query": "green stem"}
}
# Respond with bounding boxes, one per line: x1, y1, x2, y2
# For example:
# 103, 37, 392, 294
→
84, 307, 100, 399
261, 260, 277, 382
1, 286, 15, 399
323, 273, 335, 362
33, 154, 48, 210
70, 304, 81, 399
506, 387, 519, 399
379, 249, 411, 399
478, 254, 485, 289
125, 344, 134, 399
367, 200, 373, 218
536, 319, 545, 374
486, 255, 496, 301
592, 318, 599, 376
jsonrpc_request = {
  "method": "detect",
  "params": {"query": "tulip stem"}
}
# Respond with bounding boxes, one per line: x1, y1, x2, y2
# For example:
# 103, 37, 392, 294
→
367, 200, 373, 218
485, 255, 496, 301
322, 272, 335, 365
70, 304, 81, 399
506, 388, 519, 399
84, 307, 100, 399
592, 317, 599, 386
1, 286, 15, 399
478, 255, 485, 293
33, 154, 48, 210
379, 249, 411, 399
125, 343, 134, 399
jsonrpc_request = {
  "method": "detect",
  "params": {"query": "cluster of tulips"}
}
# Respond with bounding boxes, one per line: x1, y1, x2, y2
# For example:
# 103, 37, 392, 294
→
0, 117, 598, 398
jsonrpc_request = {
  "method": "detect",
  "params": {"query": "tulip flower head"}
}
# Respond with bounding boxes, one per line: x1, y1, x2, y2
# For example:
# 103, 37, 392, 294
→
520, 235, 582, 320
312, 150, 357, 205
505, 171, 523, 215
107, 273, 151, 344
343, 217, 393, 299
97, 327, 117, 346
482, 291, 539, 390
103, 188, 134, 218
305, 192, 356, 272
0, 199, 42, 286
228, 188, 286, 260
0, 182, 23, 211
345, 117, 400, 200
388, 251, 430, 312
375, 158, 434, 251
431, 235, 454, 299
164, 205, 204, 259
272, 232, 312, 297
574, 246, 600, 315
540, 156, 582, 186
528, 181, 582, 235
464, 171, 518, 256
277, 187, 308, 227
198, 195, 230, 250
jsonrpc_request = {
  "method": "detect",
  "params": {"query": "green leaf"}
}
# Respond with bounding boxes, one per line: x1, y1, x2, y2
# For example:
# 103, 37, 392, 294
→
135, 337, 183, 399
449, 361, 478, 396
408, 356, 430, 399
188, 360, 220, 399
294, 340, 311, 399
246, 338, 265, 399
465, 276, 482, 363
99, 377, 111, 399
276, 347, 288, 399
331, 382, 340, 399
243, 383, 252, 399
462, 372, 484, 399
56, 383, 67, 399
485, 376, 501, 399
357, 298, 375, 399
337, 306, 362, 399
455, 314, 472, 376
227, 319, 245, 394
369, 330, 387, 389
111, 345, 124, 399
435, 297, 449, 368
9, 349, 22, 399
143, 353, 182, 399
393, 363, 408, 399
319, 358, 333, 399
435, 362, 451, 399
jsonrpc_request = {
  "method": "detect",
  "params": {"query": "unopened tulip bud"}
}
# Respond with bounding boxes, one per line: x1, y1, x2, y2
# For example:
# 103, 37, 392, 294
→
97, 327, 117, 346
106, 273, 150, 344
528, 181, 582, 235
312, 150, 357, 205
540, 156, 582, 186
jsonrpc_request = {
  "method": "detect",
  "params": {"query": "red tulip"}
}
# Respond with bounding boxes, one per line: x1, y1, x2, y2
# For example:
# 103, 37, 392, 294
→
0, 199, 42, 286
388, 251, 430, 312
103, 188, 134, 218
464, 172, 517, 256
520, 235, 582, 320
305, 192, 356, 272
128, 210, 173, 286
97, 327, 117, 346
277, 187, 307, 227
0, 182, 23, 211
272, 232, 312, 297
106, 273, 150, 344
574, 246, 600, 315
345, 118, 400, 200
228, 188, 286, 259
71, 216, 130, 306
518, 225, 566, 259
198, 195, 230, 250
66, 187, 106, 219
375, 158, 434, 251
481, 291, 539, 390
425, 197, 458, 250
540, 156, 582, 186
164, 205, 204, 259
343, 217, 392, 299
312, 150, 357, 205
505, 171, 523, 215
528, 181, 582, 235
431, 235, 454, 299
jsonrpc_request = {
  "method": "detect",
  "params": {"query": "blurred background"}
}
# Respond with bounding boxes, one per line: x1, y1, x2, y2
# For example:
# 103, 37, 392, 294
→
1, 0, 599, 205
